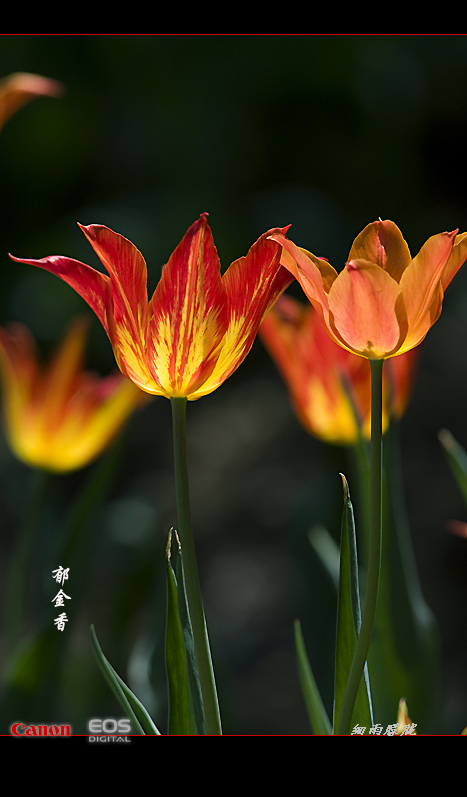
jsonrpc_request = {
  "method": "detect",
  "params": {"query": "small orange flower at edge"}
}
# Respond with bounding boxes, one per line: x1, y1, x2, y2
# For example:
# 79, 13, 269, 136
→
260, 294, 418, 445
396, 698, 417, 735
0, 318, 146, 472
0, 72, 64, 132
10, 215, 293, 400
269, 219, 467, 360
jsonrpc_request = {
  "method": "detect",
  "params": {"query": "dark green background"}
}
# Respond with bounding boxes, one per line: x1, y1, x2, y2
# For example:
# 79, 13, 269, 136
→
0, 34, 466, 735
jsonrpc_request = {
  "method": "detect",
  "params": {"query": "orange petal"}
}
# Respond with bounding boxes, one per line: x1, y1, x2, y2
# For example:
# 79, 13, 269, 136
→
40, 317, 88, 427
328, 259, 407, 358
77, 224, 154, 389
399, 230, 457, 352
348, 219, 412, 283
268, 233, 338, 323
78, 224, 149, 339
0, 323, 38, 445
260, 296, 363, 443
8, 252, 113, 337
0, 320, 145, 472
194, 227, 293, 399
442, 232, 467, 292
0, 72, 64, 131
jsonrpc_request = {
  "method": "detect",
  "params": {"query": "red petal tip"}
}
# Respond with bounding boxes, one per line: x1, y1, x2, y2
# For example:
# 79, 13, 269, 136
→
77, 222, 100, 239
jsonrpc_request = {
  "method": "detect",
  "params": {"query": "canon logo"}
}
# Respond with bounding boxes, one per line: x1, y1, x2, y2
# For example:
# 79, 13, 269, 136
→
11, 722, 71, 736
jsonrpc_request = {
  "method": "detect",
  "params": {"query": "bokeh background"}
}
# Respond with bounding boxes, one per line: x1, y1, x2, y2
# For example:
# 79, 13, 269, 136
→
0, 34, 467, 735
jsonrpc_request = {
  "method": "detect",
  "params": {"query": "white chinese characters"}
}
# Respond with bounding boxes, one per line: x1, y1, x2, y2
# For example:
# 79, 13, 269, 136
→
52, 566, 70, 631
351, 723, 417, 735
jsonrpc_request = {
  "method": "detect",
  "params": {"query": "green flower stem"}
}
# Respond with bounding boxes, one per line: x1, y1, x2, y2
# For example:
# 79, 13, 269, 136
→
170, 397, 222, 735
336, 358, 383, 735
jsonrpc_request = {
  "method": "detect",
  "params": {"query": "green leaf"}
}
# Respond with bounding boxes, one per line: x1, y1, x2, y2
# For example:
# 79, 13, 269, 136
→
166, 530, 206, 735
308, 524, 340, 588
439, 429, 467, 505
166, 551, 199, 733
90, 625, 160, 735
333, 474, 373, 734
294, 619, 332, 735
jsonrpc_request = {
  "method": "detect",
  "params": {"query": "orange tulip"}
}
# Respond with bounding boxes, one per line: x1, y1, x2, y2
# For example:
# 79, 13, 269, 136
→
269, 219, 467, 359
10, 214, 293, 400
0, 72, 64, 132
260, 294, 418, 445
0, 318, 146, 472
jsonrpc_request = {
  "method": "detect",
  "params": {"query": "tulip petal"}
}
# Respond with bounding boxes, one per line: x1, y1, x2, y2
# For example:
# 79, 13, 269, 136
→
442, 232, 467, 292
78, 224, 149, 334
40, 316, 88, 427
398, 230, 457, 352
193, 228, 293, 398
8, 252, 113, 337
147, 214, 228, 398
77, 225, 153, 391
328, 259, 407, 359
260, 296, 363, 444
0, 324, 37, 452
348, 219, 412, 283
269, 233, 337, 314
0, 72, 64, 131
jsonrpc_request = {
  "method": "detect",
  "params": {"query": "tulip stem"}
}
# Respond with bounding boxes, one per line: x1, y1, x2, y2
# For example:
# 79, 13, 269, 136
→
336, 358, 383, 735
170, 396, 222, 735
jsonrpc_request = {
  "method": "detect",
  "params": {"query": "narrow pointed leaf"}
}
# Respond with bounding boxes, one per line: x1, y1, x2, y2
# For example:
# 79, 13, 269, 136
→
333, 474, 373, 733
439, 429, 467, 505
169, 535, 207, 735
308, 524, 340, 587
90, 624, 160, 735
294, 619, 332, 735
166, 554, 199, 734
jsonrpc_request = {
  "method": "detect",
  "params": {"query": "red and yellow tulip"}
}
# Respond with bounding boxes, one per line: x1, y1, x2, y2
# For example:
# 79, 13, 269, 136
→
0, 318, 145, 472
260, 294, 418, 445
269, 219, 467, 359
10, 215, 293, 400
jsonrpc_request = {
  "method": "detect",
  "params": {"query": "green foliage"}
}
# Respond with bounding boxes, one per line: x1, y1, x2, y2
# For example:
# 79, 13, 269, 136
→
333, 474, 373, 734
90, 624, 160, 735
165, 531, 206, 735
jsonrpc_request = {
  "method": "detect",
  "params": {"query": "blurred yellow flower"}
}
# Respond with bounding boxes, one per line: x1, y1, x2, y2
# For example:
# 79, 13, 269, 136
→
0, 318, 146, 472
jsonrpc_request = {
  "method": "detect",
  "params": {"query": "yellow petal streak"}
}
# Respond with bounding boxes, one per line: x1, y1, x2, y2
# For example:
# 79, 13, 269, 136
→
148, 219, 227, 398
